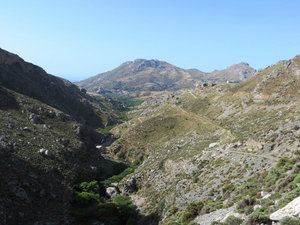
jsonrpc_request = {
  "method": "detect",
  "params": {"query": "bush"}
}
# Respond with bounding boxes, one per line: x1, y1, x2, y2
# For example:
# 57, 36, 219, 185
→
74, 191, 102, 205
73, 181, 103, 205
101, 161, 141, 188
78, 181, 100, 193
276, 157, 290, 169
248, 211, 271, 225
276, 187, 300, 210
222, 183, 235, 196
179, 201, 204, 223
280, 217, 300, 225
225, 215, 243, 225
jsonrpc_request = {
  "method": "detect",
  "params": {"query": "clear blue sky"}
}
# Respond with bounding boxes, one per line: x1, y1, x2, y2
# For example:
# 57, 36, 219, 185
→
1, 0, 299, 81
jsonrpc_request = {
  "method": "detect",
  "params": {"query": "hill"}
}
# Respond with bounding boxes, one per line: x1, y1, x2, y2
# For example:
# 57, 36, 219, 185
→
0, 48, 121, 127
0, 48, 127, 224
76, 59, 255, 94
102, 56, 300, 224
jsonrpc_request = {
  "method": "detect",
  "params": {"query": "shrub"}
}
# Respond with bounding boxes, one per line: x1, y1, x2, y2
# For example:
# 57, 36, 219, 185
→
74, 191, 102, 205
280, 217, 300, 225
276, 187, 300, 210
179, 201, 204, 223
248, 211, 271, 225
78, 181, 100, 193
276, 157, 290, 169
101, 161, 141, 188
225, 215, 243, 225
222, 183, 235, 195
73, 181, 103, 206
211, 222, 226, 225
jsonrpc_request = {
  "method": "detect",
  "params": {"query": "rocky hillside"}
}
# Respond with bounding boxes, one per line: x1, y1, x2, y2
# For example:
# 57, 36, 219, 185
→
0, 49, 127, 225
0, 48, 120, 127
76, 59, 255, 94
102, 56, 300, 224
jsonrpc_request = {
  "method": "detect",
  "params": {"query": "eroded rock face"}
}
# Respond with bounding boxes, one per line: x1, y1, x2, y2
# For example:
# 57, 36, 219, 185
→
270, 197, 300, 221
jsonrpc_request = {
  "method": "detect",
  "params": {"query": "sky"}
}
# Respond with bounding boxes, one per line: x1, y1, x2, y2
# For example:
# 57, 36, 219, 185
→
0, 0, 300, 81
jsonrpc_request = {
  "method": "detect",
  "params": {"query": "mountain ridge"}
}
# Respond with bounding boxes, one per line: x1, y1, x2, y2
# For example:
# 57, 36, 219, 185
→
0, 48, 121, 127
75, 59, 256, 94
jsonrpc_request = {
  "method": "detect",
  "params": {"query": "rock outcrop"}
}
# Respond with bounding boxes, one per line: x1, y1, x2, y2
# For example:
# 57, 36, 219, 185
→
270, 197, 300, 221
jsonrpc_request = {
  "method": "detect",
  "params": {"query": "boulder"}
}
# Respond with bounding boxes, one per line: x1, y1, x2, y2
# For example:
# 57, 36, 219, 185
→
29, 113, 42, 124
270, 197, 300, 221
209, 142, 219, 148
106, 187, 119, 199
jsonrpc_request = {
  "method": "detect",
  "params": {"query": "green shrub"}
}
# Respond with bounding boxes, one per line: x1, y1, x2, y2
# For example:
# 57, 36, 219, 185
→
101, 160, 141, 188
222, 183, 235, 195
210, 222, 226, 225
74, 191, 102, 205
78, 181, 100, 193
280, 217, 300, 225
113, 195, 137, 217
179, 201, 204, 223
248, 211, 271, 225
224, 215, 243, 225
276, 187, 300, 210
276, 157, 290, 168
73, 181, 103, 206
98, 125, 114, 134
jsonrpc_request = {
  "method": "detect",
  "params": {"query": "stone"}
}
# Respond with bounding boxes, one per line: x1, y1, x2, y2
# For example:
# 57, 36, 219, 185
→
38, 148, 51, 156
43, 124, 52, 129
270, 197, 300, 221
262, 193, 272, 200
23, 127, 31, 131
106, 187, 119, 199
95, 145, 103, 150
29, 114, 41, 124
254, 204, 262, 210
209, 142, 219, 148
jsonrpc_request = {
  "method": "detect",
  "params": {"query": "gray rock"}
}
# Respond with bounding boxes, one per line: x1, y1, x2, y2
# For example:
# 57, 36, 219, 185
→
23, 127, 31, 131
43, 124, 52, 129
29, 113, 41, 124
106, 187, 119, 199
270, 197, 300, 221
38, 148, 51, 156
195, 205, 235, 225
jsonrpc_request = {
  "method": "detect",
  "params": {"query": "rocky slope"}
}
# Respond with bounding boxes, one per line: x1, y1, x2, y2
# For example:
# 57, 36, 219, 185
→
0, 49, 126, 225
76, 59, 255, 94
103, 56, 300, 224
0, 48, 120, 127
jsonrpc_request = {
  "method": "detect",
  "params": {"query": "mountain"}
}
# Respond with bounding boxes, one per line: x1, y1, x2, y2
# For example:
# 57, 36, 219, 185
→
205, 62, 256, 83
75, 59, 255, 94
102, 56, 300, 224
76, 59, 202, 94
0, 48, 120, 127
